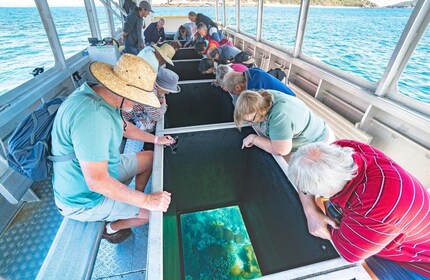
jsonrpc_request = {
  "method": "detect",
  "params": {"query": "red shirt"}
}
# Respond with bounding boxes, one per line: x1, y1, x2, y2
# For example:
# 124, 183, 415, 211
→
330, 140, 430, 277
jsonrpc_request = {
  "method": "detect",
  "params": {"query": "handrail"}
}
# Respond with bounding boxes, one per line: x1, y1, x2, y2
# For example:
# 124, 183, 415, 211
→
99, 0, 126, 25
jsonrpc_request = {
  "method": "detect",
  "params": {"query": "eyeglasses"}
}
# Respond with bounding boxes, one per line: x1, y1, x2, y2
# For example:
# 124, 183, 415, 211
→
244, 112, 258, 123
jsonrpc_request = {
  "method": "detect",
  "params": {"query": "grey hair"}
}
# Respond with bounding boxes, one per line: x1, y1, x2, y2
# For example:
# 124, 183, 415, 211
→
223, 71, 245, 92
215, 65, 232, 87
287, 142, 358, 197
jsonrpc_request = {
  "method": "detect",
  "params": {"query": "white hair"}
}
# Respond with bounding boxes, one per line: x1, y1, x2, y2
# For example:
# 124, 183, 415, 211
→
287, 142, 358, 197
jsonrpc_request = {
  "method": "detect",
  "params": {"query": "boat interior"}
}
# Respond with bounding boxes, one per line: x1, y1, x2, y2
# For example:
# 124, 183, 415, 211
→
0, 0, 429, 279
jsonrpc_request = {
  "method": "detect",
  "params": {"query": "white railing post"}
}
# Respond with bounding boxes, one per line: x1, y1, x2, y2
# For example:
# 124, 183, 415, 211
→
84, 0, 102, 40
293, 0, 311, 58
35, 0, 66, 70
376, 0, 430, 97
256, 0, 264, 41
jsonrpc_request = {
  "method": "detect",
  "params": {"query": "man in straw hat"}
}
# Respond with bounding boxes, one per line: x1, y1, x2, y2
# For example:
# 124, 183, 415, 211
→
138, 42, 176, 71
122, 1, 154, 55
51, 54, 175, 243
122, 67, 181, 151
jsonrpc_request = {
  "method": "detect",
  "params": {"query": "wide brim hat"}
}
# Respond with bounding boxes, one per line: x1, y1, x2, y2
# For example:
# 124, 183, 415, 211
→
153, 44, 175, 66
89, 53, 160, 108
155, 68, 181, 93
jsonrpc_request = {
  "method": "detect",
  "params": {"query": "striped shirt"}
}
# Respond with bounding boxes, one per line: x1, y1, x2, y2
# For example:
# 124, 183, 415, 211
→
122, 87, 167, 133
330, 140, 430, 277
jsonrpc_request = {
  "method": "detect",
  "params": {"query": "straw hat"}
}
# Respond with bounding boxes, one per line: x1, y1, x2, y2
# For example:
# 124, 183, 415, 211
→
89, 54, 160, 108
153, 43, 175, 66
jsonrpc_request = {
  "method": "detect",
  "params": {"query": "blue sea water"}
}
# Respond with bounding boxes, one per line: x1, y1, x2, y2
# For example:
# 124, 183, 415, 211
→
0, 6, 429, 103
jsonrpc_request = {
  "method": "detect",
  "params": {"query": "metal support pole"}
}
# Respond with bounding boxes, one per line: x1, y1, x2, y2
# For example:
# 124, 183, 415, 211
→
293, 0, 310, 58
84, 0, 102, 39
235, 0, 240, 32
256, 0, 264, 41
376, 0, 430, 96
105, 0, 115, 37
222, 0, 226, 27
35, 0, 66, 70
215, 0, 219, 24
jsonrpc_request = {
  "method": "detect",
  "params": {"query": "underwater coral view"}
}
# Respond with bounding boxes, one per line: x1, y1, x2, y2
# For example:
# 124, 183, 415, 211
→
180, 206, 262, 280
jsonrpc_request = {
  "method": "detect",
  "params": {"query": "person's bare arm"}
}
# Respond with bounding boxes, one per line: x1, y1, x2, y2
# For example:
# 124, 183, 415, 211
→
299, 192, 338, 240
80, 160, 171, 212
123, 121, 174, 145
242, 134, 292, 156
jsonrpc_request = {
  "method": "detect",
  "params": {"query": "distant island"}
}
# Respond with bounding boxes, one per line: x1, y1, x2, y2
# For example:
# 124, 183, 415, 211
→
159, 0, 417, 8
385, 0, 417, 8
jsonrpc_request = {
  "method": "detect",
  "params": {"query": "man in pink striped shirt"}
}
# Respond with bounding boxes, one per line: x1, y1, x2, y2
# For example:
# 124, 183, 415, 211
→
288, 140, 430, 279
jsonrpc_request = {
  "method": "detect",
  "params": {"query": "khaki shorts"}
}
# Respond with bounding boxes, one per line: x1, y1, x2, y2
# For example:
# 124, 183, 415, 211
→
55, 153, 141, 222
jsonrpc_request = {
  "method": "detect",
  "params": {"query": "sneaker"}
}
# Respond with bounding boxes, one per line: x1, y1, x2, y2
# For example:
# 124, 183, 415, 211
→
102, 228, 132, 244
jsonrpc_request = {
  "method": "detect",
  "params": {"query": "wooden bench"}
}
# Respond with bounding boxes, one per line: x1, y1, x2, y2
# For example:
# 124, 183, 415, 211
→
289, 84, 373, 143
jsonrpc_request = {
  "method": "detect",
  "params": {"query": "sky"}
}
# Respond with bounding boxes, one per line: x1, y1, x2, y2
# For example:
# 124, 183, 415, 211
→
0, 0, 407, 7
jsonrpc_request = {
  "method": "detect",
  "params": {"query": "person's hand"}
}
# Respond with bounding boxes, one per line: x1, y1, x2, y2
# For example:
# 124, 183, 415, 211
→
157, 135, 176, 146
144, 191, 171, 212
242, 134, 257, 149
305, 209, 338, 240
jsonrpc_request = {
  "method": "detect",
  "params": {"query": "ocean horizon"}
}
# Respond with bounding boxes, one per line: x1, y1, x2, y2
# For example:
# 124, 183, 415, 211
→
0, 6, 428, 103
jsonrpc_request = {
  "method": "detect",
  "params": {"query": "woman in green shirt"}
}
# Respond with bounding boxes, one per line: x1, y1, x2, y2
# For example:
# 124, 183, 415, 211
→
234, 89, 334, 158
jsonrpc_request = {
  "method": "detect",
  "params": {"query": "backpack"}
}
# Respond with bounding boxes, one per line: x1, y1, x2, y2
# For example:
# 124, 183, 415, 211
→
6, 97, 74, 181
267, 68, 287, 82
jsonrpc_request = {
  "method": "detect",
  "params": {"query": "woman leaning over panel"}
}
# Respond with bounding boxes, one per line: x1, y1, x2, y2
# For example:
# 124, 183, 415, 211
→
234, 90, 335, 160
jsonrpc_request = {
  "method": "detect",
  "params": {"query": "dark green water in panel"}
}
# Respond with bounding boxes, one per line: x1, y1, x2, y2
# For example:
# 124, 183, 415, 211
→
166, 60, 215, 81
164, 82, 234, 128
180, 206, 262, 280
163, 128, 338, 280
172, 48, 203, 60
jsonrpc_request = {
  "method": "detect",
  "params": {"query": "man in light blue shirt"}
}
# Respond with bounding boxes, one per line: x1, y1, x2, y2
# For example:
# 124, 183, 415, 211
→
51, 54, 175, 243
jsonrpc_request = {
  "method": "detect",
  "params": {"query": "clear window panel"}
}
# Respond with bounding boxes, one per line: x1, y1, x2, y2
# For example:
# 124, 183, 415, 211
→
302, 4, 412, 83
262, 5, 299, 49
224, 6, 236, 29
240, 6, 258, 36
48, 0, 96, 61
398, 27, 430, 104
0, 6, 54, 96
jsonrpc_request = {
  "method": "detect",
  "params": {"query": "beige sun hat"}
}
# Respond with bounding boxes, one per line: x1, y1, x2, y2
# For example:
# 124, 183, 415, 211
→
89, 53, 160, 108
153, 43, 175, 66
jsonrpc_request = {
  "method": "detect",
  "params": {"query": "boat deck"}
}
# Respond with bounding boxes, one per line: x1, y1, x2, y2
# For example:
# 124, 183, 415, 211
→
0, 140, 151, 280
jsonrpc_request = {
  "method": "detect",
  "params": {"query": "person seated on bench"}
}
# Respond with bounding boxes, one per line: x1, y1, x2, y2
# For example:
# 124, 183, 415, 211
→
51, 54, 175, 244
234, 51, 256, 68
288, 140, 430, 280
122, 68, 181, 151
234, 90, 334, 159
213, 64, 247, 88
194, 40, 219, 55
207, 45, 241, 65
138, 42, 176, 71
144, 18, 166, 46
174, 23, 195, 42
223, 68, 296, 104
188, 11, 223, 42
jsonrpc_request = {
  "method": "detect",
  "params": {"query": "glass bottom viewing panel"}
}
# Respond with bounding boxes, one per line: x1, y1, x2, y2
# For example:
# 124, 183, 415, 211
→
180, 206, 262, 280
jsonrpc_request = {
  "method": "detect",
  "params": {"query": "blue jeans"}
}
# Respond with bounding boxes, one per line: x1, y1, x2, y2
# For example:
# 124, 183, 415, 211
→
124, 42, 140, 55
365, 256, 429, 280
